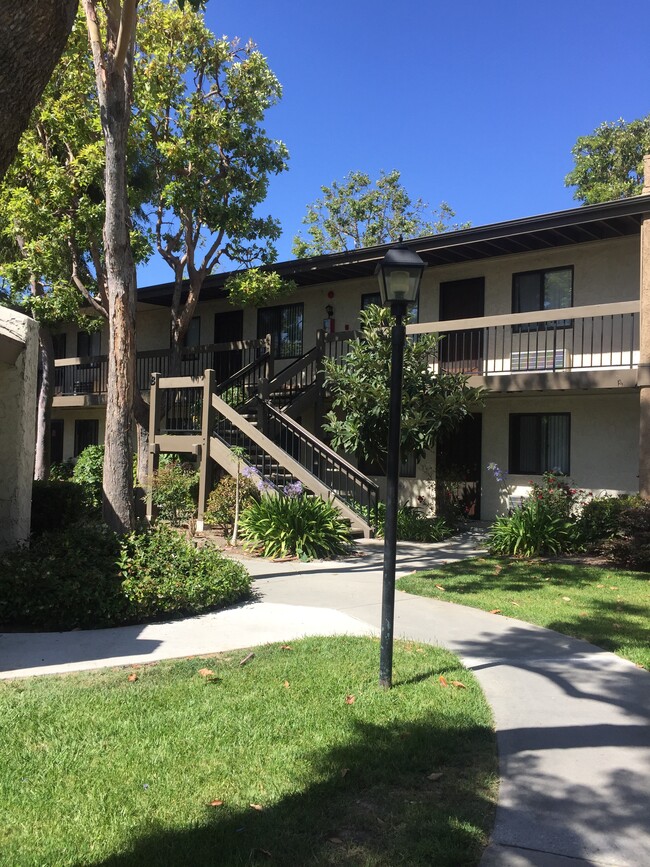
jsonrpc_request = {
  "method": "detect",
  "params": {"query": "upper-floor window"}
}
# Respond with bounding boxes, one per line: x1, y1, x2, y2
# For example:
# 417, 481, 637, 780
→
182, 316, 201, 349
512, 266, 573, 330
52, 333, 67, 359
509, 412, 570, 475
258, 303, 303, 359
77, 330, 101, 358
361, 292, 418, 324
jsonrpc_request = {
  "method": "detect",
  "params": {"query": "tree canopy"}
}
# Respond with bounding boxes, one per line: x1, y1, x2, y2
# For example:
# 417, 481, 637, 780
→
292, 169, 467, 258
323, 306, 483, 474
565, 116, 650, 204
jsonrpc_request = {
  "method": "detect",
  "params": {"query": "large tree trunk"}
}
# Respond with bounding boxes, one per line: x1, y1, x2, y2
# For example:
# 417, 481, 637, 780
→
101, 66, 137, 532
34, 326, 55, 481
0, 1, 77, 179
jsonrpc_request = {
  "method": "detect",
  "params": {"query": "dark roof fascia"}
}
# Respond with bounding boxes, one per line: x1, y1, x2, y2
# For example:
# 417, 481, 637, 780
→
137, 195, 650, 305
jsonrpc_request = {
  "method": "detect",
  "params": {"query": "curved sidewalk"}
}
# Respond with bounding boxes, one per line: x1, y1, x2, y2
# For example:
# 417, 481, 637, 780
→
2, 529, 649, 866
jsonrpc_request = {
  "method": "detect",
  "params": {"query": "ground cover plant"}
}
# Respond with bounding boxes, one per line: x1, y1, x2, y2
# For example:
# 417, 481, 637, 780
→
398, 558, 650, 669
0, 636, 497, 866
0, 523, 250, 631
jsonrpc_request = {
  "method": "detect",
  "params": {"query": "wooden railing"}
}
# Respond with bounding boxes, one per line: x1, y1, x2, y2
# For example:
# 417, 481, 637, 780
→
407, 301, 640, 376
53, 337, 271, 397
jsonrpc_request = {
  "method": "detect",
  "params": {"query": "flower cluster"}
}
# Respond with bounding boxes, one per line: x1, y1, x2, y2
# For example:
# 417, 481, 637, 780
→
241, 464, 273, 493
283, 481, 303, 498
487, 462, 506, 484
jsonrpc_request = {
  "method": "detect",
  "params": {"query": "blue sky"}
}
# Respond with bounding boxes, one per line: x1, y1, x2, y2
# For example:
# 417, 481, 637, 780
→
138, 0, 649, 286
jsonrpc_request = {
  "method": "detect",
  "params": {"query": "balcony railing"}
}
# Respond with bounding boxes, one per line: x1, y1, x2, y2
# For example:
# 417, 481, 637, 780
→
53, 337, 271, 397
407, 300, 640, 377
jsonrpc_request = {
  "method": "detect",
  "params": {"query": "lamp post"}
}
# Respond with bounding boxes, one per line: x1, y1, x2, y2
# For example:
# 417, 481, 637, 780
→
375, 244, 426, 689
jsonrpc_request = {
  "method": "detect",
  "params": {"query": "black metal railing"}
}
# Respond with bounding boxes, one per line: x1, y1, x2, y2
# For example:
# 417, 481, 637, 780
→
214, 351, 272, 408
160, 386, 203, 434
54, 356, 108, 396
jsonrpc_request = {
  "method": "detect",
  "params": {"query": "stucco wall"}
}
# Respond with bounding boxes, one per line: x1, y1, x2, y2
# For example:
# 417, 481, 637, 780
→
479, 391, 640, 519
0, 308, 38, 550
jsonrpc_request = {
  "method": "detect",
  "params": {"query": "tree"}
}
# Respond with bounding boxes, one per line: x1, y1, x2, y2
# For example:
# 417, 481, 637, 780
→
323, 306, 483, 475
292, 169, 467, 258
0, 0, 78, 180
565, 117, 650, 204
136, 0, 290, 372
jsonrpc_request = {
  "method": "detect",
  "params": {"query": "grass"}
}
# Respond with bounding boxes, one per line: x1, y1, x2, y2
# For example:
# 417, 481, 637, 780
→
398, 557, 650, 669
0, 636, 497, 866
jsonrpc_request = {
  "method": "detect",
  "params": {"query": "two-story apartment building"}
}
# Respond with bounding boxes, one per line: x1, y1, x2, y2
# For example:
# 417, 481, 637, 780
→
50, 190, 650, 522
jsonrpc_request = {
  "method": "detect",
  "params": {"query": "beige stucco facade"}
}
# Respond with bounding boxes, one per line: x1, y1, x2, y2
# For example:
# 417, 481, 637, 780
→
0, 307, 38, 550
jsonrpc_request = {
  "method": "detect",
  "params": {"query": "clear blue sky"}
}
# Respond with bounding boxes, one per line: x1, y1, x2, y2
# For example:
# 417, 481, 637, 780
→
138, 0, 648, 287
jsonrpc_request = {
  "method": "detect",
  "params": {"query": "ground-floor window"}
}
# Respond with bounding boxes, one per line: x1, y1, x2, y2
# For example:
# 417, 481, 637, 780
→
509, 412, 570, 475
74, 419, 99, 457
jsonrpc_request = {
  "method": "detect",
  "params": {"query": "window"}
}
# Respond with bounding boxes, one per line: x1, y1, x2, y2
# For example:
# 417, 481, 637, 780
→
77, 330, 101, 358
258, 303, 304, 359
182, 316, 201, 349
52, 333, 67, 359
74, 419, 99, 457
509, 413, 570, 475
361, 292, 418, 324
512, 266, 573, 330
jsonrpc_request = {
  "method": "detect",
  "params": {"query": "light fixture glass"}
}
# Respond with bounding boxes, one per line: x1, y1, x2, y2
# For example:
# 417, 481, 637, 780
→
375, 245, 426, 305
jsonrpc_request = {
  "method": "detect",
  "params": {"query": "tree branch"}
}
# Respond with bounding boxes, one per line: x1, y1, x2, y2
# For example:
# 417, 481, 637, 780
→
114, 0, 138, 74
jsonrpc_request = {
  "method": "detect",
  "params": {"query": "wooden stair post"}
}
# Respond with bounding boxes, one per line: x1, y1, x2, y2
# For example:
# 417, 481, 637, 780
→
145, 372, 161, 523
196, 369, 216, 531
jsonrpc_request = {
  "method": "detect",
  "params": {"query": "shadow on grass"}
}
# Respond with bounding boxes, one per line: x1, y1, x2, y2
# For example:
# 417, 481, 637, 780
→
89, 717, 496, 867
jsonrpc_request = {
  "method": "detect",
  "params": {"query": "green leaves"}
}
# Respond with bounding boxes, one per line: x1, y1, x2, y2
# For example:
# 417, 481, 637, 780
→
323, 305, 484, 473
292, 169, 468, 257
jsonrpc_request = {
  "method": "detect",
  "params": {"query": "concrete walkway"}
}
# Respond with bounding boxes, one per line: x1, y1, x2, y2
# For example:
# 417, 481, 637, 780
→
2, 527, 649, 866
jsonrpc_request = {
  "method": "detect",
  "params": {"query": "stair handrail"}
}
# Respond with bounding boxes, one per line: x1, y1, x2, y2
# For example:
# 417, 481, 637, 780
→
214, 350, 271, 397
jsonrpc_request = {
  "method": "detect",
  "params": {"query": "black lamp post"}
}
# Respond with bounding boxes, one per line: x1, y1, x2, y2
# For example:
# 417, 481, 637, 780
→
375, 244, 426, 689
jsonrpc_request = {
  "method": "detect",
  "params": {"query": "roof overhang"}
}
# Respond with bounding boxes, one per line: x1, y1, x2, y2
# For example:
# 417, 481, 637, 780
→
137, 195, 650, 306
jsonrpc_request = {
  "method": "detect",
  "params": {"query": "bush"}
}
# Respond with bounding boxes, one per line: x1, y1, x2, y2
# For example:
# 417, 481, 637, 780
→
396, 506, 453, 543
31, 480, 89, 535
149, 459, 198, 525
205, 473, 260, 535
576, 494, 643, 549
118, 524, 250, 617
49, 460, 74, 481
0, 523, 251, 631
606, 502, 650, 571
487, 472, 582, 557
239, 493, 352, 559
72, 444, 105, 511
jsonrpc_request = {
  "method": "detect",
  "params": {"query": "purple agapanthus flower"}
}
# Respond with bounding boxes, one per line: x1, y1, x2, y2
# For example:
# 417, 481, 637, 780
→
487, 462, 505, 484
242, 465, 260, 478
283, 481, 303, 497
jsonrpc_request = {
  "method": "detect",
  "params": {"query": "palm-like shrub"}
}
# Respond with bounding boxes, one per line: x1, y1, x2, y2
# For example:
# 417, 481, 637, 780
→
239, 493, 352, 559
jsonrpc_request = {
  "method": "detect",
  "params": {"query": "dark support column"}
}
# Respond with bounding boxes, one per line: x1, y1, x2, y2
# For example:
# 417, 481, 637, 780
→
379, 301, 406, 690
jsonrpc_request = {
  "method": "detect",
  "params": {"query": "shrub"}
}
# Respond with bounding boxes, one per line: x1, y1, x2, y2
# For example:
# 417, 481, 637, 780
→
49, 460, 74, 481
149, 460, 198, 525
606, 502, 650, 571
396, 506, 453, 543
72, 444, 105, 511
0, 523, 251, 631
31, 480, 89, 535
487, 472, 582, 557
118, 524, 250, 616
239, 493, 352, 559
576, 494, 643, 549
205, 473, 260, 535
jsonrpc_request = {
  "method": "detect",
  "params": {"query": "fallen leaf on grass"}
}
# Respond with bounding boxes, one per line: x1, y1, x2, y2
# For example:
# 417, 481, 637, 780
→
127, 673, 138, 682
450, 680, 466, 689
609, 586, 619, 591
439, 676, 449, 687
489, 609, 502, 615
579, 612, 588, 617
239, 653, 255, 666
198, 668, 214, 677
435, 584, 446, 592
328, 837, 344, 845
208, 799, 224, 807
250, 803, 264, 811
427, 772, 443, 781
280, 645, 293, 651
562, 596, 571, 602
283, 680, 290, 689
509, 601, 521, 607
345, 694, 356, 704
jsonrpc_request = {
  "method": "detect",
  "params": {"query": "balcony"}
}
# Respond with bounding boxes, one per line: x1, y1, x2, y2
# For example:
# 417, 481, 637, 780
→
407, 300, 641, 392
53, 338, 270, 405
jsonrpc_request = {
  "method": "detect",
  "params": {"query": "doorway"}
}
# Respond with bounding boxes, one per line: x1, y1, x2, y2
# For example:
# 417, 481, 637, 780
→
436, 413, 482, 519
439, 277, 485, 373
213, 310, 244, 383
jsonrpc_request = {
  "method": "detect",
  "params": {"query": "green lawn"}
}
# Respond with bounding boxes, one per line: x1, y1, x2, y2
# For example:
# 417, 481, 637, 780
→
398, 558, 650, 669
0, 636, 497, 866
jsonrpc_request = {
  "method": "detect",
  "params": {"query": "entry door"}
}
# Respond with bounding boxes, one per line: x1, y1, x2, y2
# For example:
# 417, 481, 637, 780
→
439, 277, 485, 373
50, 419, 64, 464
436, 413, 482, 519
213, 310, 244, 383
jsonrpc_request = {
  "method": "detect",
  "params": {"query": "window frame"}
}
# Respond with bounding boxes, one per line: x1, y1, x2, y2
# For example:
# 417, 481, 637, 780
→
508, 412, 571, 476
511, 265, 574, 332
257, 302, 304, 360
